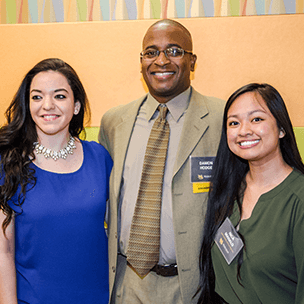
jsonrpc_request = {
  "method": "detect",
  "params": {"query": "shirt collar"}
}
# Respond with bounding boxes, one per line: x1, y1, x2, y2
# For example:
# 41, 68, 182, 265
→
145, 87, 192, 122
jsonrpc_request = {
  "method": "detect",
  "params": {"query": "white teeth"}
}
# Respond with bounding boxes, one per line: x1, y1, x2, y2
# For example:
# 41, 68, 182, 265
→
240, 140, 260, 146
43, 115, 57, 120
154, 72, 174, 76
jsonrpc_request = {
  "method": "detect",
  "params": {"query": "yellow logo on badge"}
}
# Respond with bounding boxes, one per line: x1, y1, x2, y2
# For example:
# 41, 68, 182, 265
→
193, 182, 210, 193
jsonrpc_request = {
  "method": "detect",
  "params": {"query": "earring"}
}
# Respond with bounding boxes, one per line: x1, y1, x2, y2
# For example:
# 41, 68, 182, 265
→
74, 102, 81, 115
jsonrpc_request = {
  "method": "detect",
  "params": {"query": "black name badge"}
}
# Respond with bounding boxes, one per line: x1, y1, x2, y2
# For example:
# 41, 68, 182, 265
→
190, 156, 215, 183
214, 217, 244, 265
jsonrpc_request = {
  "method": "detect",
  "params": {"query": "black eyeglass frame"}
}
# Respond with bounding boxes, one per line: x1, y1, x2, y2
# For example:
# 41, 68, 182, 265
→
140, 47, 193, 60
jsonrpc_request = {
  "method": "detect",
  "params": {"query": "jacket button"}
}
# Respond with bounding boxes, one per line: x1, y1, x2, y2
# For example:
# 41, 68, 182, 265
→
115, 233, 118, 239
112, 266, 116, 273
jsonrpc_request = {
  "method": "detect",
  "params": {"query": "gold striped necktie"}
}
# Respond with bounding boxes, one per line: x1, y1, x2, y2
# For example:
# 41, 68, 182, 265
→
127, 104, 170, 277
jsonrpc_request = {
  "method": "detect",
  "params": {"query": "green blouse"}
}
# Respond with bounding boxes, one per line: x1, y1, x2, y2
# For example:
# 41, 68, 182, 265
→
212, 170, 304, 304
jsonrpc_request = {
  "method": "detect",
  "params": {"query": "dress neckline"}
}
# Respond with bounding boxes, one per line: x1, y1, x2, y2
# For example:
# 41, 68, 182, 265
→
32, 140, 85, 175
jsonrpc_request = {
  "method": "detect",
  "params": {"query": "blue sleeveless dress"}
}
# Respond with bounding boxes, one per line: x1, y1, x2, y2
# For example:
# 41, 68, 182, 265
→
9, 141, 112, 304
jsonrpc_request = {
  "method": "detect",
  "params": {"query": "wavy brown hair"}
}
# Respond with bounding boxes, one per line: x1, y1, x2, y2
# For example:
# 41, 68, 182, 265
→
0, 58, 90, 234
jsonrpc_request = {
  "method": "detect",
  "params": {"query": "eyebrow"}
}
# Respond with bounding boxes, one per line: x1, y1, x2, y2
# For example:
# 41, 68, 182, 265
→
30, 88, 69, 94
144, 43, 182, 50
227, 109, 267, 119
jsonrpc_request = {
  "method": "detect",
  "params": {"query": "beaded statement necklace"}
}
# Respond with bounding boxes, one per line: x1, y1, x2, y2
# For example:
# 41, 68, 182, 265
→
33, 136, 76, 161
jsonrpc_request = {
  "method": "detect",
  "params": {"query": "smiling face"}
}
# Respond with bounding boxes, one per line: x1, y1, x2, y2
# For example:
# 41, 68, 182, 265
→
226, 92, 285, 165
29, 71, 80, 139
141, 22, 197, 103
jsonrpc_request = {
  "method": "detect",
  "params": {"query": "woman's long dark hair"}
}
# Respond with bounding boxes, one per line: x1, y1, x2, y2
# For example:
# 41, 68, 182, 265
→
197, 83, 304, 303
0, 58, 90, 234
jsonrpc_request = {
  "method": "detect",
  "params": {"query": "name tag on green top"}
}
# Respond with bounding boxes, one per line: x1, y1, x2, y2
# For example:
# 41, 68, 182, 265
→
214, 217, 244, 265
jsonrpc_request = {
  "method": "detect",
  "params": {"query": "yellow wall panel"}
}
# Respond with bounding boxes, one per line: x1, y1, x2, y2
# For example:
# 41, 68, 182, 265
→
0, 16, 303, 128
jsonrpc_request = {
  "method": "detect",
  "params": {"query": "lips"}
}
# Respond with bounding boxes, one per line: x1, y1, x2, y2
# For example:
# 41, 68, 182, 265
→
42, 114, 59, 121
152, 72, 175, 75
151, 71, 175, 79
239, 139, 260, 147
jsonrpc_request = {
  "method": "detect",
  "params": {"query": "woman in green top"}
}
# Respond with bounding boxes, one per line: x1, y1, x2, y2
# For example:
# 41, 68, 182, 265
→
197, 83, 304, 304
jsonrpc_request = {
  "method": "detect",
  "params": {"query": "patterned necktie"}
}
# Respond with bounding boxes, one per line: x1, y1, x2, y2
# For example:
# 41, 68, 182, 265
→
127, 104, 170, 277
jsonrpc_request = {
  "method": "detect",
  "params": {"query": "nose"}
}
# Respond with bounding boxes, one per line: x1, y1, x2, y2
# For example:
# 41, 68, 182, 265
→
239, 122, 252, 136
42, 95, 55, 110
154, 50, 171, 66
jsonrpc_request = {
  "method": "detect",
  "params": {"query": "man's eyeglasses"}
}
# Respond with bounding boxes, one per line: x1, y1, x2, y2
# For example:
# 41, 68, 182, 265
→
140, 47, 193, 60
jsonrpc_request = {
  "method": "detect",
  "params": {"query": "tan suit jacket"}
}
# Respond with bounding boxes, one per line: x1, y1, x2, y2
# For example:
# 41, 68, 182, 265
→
99, 88, 225, 303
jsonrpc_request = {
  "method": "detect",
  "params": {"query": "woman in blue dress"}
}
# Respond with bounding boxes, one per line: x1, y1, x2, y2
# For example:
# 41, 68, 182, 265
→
0, 58, 112, 303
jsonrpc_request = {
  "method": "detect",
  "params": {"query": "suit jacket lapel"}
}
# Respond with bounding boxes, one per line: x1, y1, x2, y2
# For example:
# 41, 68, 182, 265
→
113, 96, 146, 199
173, 90, 209, 176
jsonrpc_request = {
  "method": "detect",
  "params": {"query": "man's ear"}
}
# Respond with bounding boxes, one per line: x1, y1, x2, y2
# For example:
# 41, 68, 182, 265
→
190, 54, 197, 72
140, 56, 143, 73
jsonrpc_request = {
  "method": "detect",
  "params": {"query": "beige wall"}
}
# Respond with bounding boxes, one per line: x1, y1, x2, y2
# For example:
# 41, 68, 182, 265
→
0, 15, 304, 127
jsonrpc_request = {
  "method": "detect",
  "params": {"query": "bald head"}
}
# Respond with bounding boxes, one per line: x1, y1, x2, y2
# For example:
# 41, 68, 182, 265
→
140, 18, 197, 103
143, 19, 193, 51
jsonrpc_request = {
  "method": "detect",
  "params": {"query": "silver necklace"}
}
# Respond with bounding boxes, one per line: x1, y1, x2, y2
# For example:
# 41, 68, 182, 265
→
33, 136, 76, 161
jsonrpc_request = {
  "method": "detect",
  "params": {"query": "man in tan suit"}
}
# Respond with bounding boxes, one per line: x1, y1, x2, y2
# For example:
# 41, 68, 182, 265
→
99, 19, 225, 303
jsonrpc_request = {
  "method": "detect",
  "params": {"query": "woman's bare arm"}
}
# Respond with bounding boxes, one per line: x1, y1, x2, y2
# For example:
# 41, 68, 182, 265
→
0, 211, 17, 303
